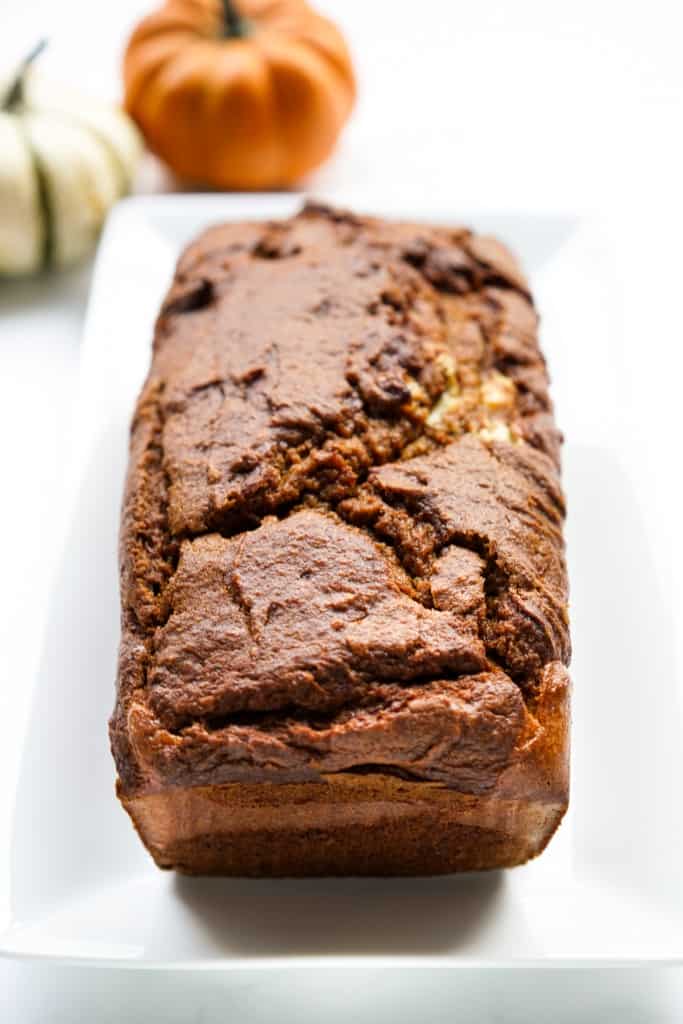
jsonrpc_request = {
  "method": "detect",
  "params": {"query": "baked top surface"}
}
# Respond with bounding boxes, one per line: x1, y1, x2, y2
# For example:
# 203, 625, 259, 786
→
112, 202, 570, 797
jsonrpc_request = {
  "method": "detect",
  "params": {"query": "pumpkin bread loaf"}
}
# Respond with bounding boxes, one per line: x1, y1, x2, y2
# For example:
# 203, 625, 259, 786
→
110, 202, 570, 876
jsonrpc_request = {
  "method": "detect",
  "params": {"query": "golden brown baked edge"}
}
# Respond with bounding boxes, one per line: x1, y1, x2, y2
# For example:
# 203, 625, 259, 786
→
121, 662, 569, 875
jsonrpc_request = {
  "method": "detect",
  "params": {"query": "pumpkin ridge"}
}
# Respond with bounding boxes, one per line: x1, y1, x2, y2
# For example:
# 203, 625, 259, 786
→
42, 108, 130, 198
124, 33, 198, 115
14, 120, 51, 269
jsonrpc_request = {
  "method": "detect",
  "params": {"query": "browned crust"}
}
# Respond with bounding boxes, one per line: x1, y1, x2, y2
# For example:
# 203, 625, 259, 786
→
122, 662, 568, 876
123, 787, 566, 877
111, 203, 571, 875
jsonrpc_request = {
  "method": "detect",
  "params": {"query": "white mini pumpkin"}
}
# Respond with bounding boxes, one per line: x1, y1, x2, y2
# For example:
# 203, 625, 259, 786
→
0, 41, 141, 275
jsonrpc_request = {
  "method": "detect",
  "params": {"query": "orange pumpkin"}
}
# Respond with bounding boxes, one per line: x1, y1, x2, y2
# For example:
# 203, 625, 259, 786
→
123, 0, 355, 189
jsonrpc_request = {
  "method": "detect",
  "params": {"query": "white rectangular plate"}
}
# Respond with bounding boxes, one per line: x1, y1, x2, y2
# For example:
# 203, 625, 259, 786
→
2, 194, 682, 968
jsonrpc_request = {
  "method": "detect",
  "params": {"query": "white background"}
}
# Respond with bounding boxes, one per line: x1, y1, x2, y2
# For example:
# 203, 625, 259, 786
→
1, 0, 683, 1018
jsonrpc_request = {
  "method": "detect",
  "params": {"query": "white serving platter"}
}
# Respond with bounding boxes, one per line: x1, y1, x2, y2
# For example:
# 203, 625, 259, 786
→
1, 193, 682, 968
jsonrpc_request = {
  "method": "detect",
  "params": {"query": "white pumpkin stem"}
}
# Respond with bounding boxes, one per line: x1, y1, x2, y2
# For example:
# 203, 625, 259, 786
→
3, 38, 48, 111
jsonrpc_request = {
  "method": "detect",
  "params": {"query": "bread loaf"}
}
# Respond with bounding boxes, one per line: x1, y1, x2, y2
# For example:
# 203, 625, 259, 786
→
110, 203, 570, 875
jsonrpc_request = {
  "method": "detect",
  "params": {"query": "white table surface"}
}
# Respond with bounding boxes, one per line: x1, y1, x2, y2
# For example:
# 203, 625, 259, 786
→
2, 0, 683, 1018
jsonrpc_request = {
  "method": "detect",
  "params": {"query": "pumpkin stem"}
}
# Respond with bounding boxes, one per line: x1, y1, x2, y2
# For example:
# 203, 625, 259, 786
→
2, 38, 48, 111
221, 0, 250, 38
